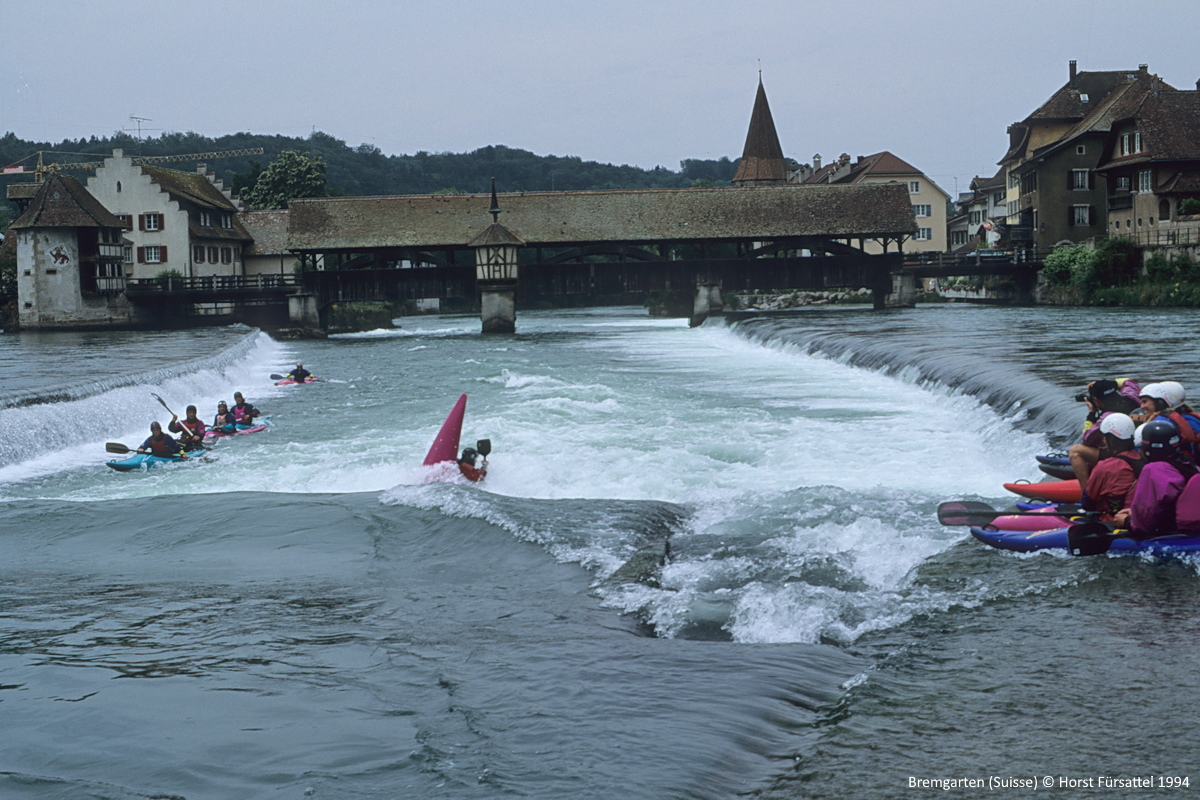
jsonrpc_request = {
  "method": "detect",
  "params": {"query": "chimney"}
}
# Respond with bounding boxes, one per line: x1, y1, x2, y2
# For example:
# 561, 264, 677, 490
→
196, 163, 206, 174
813, 153, 822, 170
1069, 60, 1077, 82
1139, 64, 1148, 73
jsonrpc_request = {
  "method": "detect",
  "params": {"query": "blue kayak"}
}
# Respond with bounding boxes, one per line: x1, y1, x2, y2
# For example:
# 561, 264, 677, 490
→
971, 525, 1200, 555
105, 452, 192, 472
1036, 454, 1070, 467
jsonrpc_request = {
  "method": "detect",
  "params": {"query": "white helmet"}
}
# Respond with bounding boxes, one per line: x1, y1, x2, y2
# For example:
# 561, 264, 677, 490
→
1133, 423, 1146, 448
1099, 412, 1136, 440
1141, 382, 1184, 409
1160, 381, 1186, 408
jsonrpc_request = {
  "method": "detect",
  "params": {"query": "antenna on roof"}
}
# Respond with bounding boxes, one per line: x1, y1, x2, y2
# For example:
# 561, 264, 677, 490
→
489, 177, 501, 223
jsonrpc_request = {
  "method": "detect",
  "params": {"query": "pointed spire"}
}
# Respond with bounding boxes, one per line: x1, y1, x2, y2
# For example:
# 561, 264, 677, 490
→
732, 75, 787, 186
489, 176, 501, 223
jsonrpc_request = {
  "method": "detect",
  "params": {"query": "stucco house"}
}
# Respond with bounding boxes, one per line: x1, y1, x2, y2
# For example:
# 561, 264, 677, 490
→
86, 149, 252, 281
10, 173, 130, 329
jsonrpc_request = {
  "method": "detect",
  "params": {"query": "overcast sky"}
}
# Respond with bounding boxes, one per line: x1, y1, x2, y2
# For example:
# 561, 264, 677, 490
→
5, 0, 1198, 198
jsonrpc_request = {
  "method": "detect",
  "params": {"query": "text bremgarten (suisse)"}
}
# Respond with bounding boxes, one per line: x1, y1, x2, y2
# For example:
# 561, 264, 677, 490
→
907, 775, 1189, 790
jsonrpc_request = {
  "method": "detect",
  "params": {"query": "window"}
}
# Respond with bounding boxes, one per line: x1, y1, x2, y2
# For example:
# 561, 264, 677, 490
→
194, 245, 206, 263
914, 228, 932, 241
199, 211, 211, 227
140, 212, 163, 232
221, 213, 233, 228
144, 245, 162, 263
993, 191, 1005, 206
913, 204, 931, 217
1116, 176, 1131, 191
1021, 171, 1038, 194
208, 246, 219, 263
123, 246, 133, 264
1121, 134, 1131, 156
1076, 145, 1086, 155
952, 230, 968, 246
116, 181, 122, 192
1135, 131, 1142, 153
117, 214, 132, 230
1137, 169, 1152, 193
1071, 205, 1094, 226
1009, 172, 1019, 189
908, 180, 920, 194
221, 247, 233, 264
1071, 169, 1090, 190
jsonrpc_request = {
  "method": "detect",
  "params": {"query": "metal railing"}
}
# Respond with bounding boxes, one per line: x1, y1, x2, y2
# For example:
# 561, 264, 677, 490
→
125, 274, 300, 293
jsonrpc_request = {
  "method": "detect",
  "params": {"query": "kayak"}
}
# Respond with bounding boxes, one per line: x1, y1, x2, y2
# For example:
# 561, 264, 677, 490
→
105, 452, 191, 472
205, 417, 272, 439
1004, 479, 1081, 503
1036, 454, 1070, 467
1038, 463, 1076, 480
424, 394, 466, 466
971, 524, 1200, 555
275, 376, 318, 386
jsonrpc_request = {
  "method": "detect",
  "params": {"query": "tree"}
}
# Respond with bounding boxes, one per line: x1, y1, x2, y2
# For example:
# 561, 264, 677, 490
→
241, 150, 328, 210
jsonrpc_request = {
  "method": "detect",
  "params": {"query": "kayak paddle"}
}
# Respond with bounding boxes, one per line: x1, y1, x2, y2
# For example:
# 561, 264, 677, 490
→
1067, 520, 1130, 556
937, 500, 1087, 527
270, 373, 285, 380
105, 442, 185, 459
476, 439, 492, 457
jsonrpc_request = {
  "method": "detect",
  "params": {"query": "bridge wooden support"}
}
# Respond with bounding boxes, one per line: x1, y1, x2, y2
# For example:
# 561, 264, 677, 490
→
479, 280, 517, 333
690, 279, 724, 327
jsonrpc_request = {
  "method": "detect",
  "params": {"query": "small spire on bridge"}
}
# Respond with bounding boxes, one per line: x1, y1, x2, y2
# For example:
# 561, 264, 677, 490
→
489, 176, 501, 223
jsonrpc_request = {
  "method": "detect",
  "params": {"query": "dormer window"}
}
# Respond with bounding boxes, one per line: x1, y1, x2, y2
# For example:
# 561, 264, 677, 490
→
221, 213, 233, 228
199, 211, 212, 227
1134, 131, 1142, 153
1080, 93, 1089, 103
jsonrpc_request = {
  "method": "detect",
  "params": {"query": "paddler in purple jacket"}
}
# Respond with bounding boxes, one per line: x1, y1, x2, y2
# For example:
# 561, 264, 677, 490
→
1115, 418, 1197, 537
137, 421, 186, 458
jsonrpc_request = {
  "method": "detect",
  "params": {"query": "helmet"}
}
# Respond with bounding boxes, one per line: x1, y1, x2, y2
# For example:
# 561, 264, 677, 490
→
296, 361, 304, 367
460, 448, 478, 462
1159, 381, 1186, 408
1134, 423, 1146, 448
1140, 418, 1181, 461
1099, 412, 1135, 440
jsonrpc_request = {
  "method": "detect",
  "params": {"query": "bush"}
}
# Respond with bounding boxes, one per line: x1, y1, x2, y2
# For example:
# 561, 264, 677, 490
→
1145, 252, 1174, 283
1180, 197, 1200, 215
1092, 237, 1141, 286
1041, 243, 1094, 287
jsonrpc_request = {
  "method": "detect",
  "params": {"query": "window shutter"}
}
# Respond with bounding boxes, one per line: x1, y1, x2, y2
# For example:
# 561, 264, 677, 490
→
160, 245, 168, 262
138, 214, 145, 231
158, 214, 164, 231
1089, 206, 1097, 226
137, 246, 145, 263
1068, 207, 1075, 226
1088, 172, 1095, 190
1067, 171, 1074, 191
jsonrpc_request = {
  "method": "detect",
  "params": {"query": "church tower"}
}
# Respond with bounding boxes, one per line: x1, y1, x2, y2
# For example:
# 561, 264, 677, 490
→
731, 76, 788, 186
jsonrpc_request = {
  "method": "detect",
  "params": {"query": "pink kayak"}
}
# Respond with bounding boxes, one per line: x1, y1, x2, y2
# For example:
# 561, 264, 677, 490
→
275, 376, 318, 386
205, 418, 271, 438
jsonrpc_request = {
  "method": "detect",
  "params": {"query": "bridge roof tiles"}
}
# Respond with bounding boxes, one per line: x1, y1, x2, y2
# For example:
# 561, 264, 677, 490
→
287, 184, 915, 251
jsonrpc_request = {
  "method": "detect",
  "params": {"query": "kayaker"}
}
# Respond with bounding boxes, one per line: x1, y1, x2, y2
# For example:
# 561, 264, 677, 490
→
137, 421, 186, 458
1115, 418, 1198, 537
287, 362, 313, 383
1138, 382, 1198, 454
168, 405, 208, 451
212, 401, 237, 434
231, 392, 260, 424
458, 447, 487, 482
1080, 413, 1142, 521
1069, 378, 1142, 491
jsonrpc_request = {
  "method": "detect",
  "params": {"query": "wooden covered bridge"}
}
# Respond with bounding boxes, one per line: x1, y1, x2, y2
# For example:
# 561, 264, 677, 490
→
283, 181, 919, 330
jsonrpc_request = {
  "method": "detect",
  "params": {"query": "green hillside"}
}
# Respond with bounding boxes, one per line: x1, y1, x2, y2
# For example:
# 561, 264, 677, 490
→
0, 130, 737, 206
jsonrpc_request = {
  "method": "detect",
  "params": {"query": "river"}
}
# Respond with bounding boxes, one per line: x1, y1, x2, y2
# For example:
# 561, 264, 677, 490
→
1, 305, 1196, 799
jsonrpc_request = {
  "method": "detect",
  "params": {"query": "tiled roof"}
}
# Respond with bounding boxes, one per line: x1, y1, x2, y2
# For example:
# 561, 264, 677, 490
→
142, 166, 239, 211
287, 185, 917, 251
239, 210, 291, 255
732, 79, 787, 185
1028, 69, 1142, 121
10, 173, 126, 230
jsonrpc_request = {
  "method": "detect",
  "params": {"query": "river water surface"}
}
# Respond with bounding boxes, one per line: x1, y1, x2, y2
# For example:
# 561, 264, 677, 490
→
1, 305, 1197, 799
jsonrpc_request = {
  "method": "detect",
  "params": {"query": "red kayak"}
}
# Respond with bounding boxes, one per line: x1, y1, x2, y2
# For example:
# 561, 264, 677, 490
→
1003, 479, 1082, 503
275, 376, 318, 386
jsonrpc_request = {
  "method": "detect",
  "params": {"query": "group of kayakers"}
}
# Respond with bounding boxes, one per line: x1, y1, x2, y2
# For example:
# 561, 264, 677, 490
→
1068, 378, 1200, 536
136, 392, 263, 458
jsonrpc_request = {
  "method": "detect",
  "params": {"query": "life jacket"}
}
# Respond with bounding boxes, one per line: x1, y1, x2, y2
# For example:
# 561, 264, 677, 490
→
1163, 410, 1198, 445
458, 461, 486, 482
147, 435, 179, 457
1110, 450, 1146, 478
232, 403, 253, 422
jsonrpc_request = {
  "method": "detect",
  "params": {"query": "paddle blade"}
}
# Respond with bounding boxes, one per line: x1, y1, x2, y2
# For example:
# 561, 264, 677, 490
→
476, 439, 491, 457
105, 442, 133, 454
270, 373, 285, 380
937, 501, 1002, 527
1068, 521, 1117, 556
151, 392, 172, 413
